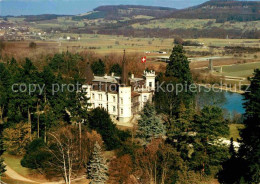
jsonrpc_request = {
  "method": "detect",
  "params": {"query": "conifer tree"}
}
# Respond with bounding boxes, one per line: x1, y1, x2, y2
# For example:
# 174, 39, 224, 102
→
87, 142, 108, 184
239, 69, 260, 183
0, 124, 6, 180
137, 102, 165, 144
165, 45, 192, 85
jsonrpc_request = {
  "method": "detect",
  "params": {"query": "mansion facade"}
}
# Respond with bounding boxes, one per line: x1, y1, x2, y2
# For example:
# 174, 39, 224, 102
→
83, 53, 156, 123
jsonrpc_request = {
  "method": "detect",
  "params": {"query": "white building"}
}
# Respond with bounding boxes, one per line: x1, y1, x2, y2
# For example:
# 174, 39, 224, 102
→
83, 53, 156, 123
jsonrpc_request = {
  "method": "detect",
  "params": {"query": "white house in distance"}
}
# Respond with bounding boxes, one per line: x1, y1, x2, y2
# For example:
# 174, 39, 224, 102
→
83, 51, 156, 124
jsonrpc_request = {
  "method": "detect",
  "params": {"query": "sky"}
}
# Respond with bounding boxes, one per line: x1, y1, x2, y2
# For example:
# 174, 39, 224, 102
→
0, 0, 211, 16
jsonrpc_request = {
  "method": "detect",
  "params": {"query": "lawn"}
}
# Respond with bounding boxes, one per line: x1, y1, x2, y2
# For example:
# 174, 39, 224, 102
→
1, 176, 35, 184
215, 62, 260, 77
2, 153, 34, 178
229, 124, 245, 141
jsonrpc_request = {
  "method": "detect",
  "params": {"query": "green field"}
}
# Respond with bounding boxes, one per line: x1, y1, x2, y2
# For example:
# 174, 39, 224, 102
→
2, 153, 34, 178
215, 62, 260, 78
132, 18, 260, 31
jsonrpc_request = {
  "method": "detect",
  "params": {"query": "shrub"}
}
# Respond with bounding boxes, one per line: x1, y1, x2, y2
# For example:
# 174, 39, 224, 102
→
29, 42, 37, 49
88, 108, 130, 150
21, 138, 50, 169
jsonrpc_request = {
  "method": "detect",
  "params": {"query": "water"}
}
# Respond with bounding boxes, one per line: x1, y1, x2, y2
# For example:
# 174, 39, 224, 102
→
197, 88, 245, 115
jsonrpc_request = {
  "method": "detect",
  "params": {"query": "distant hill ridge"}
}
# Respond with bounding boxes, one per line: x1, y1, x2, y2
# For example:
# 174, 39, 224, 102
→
73, 5, 177, 21
165, 0, 260, 22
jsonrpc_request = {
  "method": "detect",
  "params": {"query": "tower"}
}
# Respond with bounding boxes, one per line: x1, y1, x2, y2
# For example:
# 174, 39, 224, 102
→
144, 70, 156, 91
118, 50, 131, 123
86, 62, 94, 84
121, 50, 129, 86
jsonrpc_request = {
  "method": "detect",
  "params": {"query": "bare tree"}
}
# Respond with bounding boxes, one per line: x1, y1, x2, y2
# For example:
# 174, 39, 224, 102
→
44, 126, 103, 184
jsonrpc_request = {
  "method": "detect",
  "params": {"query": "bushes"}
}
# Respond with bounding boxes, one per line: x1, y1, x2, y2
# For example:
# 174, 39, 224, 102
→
88, 108, 130, 150
29, 42, 37, 49
91, 59, 106, 76
21, 138, 49, 169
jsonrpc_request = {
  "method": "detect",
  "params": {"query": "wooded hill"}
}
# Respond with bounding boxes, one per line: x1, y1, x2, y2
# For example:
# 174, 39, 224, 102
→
72, 5, 177, 21
165, 0, 260, 22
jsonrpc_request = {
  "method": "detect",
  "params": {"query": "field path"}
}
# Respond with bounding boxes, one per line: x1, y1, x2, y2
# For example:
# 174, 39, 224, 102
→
4, 163, 37, 183
4, 162, 86, 184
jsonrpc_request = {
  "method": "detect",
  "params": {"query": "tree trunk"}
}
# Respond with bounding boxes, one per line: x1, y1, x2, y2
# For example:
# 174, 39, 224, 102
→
79, 121, 82, 156
28, 108, 32, 141
0, 105, 4, 124
37, 102, 40, 138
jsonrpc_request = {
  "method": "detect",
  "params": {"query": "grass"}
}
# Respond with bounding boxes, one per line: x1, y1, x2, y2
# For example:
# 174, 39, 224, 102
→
1, 176, 35, 184
2, 153, 34, 178
215, 62, 260, 78
132, 18, 260, 31
229, 124, 245, 141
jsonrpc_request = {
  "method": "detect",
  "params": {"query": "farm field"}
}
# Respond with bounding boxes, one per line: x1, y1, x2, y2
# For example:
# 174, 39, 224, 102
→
215, 62, 260, 78
132, 18, 260, 31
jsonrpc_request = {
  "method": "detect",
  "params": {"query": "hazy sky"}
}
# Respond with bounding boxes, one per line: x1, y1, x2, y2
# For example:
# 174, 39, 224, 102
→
0, 0, 211, 16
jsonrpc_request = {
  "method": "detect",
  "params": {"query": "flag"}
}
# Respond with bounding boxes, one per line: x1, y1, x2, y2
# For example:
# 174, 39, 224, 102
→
141, 57, 146, 63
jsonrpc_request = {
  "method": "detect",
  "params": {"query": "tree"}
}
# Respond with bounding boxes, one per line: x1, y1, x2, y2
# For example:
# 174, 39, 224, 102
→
192, 106, 229, 176
29, 42, 36, 49
135, 139, 184, 184
0, 63, 10, 124
174, 37, 184, 45
238, 69, 260, 183
166, 102, 195, 160
155, 45, 194, 118
108, 154, 133, 184
137, 102, 165, 145
0, 124, 6, 180
109, 63, 122, 76
45, 126, 84, 184
21, 138, 50, 169
165, 45, 192, 85
87, 142, 108, 184
88, 108, 130, 150
91, 59, 105, 76
3, 122, 31, 155
218, 138, 246, 184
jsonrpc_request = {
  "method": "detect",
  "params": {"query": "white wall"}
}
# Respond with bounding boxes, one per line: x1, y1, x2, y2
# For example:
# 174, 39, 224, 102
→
118, 86, 132, 122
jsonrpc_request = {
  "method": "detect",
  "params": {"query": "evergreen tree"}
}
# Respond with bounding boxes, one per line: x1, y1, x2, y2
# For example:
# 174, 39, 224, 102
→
165, 45, 192, 85
137, 102, 165, 144
91, 59, 105, 76
166, 102, 195, 159
239, 69, 260, 183
87, 142, 108, 184
88, 108, 130, 150
109, 63, 122, 76
192, 106, 229, 176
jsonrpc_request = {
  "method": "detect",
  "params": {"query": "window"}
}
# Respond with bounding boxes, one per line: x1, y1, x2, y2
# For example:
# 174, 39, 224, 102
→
99, 94, 102, 100
113, 96, 116, 102
113, 106, 116, 112
144, 96, 147, 102
121, 98, 123, 104
149, 82, 152, 87
92, 93, 95, 99
99, 104, 102, 108
121, 108, 123, 115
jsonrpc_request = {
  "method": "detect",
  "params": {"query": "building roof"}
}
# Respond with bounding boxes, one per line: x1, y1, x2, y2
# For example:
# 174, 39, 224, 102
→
92, 75, 120, 83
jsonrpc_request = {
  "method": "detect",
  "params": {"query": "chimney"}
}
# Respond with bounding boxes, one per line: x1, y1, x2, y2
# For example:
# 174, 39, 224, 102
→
86, 62, 94, 84
111, 72, 114, 77
121, 50, 129, 86
104, 74, 108, 79
131, 73, 134, 79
